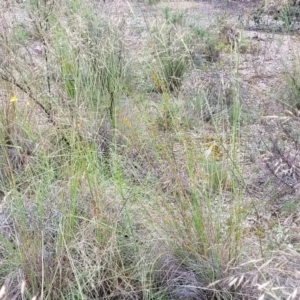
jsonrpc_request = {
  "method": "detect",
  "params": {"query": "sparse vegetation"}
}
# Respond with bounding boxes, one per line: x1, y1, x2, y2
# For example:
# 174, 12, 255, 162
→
249, 0, 300, 32
0, 0, 300, 299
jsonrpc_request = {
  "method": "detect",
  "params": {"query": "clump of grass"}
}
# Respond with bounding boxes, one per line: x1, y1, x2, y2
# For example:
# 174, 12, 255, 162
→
190, 16, 243, 64
0, 95, 34, 190
149, 19, 190, 94
0, 1, 127, 299
281, 53, 300, 110
162, 7, 184, 26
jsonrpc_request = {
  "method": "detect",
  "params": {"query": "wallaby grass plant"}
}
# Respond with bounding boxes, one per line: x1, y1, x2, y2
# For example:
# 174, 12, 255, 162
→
1, 0, 298, 299
149, 18, 190, 94
281, 47, 300, 110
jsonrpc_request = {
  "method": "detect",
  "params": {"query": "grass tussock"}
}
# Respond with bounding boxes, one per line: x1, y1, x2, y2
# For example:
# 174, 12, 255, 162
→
0, 0, 299, 299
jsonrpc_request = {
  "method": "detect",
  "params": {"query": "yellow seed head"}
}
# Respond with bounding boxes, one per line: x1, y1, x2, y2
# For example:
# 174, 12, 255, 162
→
10, 96, 17, 102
